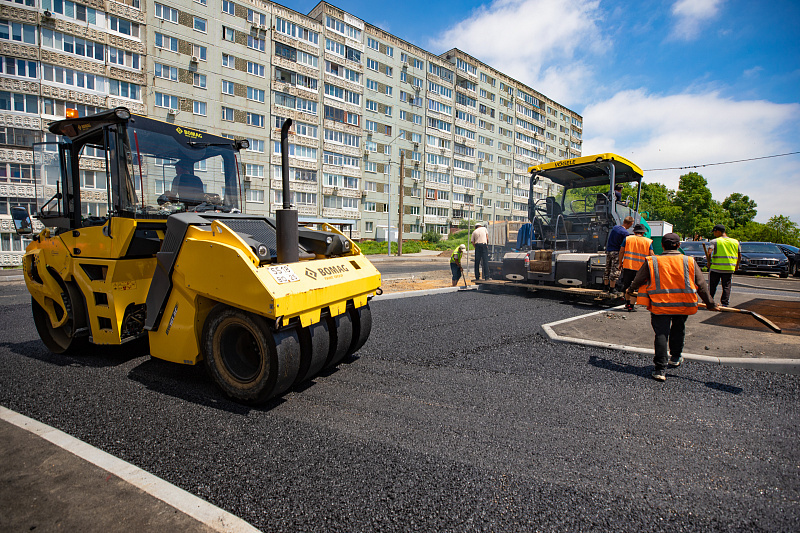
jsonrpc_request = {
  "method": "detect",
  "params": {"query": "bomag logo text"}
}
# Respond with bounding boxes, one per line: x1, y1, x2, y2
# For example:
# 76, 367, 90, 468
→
317, 264, 349, 276
175, 127, 203, 139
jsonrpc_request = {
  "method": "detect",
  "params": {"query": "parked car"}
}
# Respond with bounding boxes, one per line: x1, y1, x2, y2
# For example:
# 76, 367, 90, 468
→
776, 243, 800, 277
679, 241, 709, 269
738, 242, 789, 278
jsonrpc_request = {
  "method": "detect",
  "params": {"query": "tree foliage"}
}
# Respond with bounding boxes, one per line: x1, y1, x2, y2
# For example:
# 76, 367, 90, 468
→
722, 193, 758, 229
673, 172, 715, 238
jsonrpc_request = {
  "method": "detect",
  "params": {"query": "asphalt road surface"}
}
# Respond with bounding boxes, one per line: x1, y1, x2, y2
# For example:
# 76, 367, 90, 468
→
1, 281, 798, 531
374, 258, 448, 279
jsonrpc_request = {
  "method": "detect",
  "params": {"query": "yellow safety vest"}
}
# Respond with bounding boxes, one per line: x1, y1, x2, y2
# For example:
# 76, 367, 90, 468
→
710, 237, 739, 272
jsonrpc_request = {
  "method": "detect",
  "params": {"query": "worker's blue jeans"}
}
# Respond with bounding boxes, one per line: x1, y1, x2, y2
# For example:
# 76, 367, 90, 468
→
650, 314, 688, 371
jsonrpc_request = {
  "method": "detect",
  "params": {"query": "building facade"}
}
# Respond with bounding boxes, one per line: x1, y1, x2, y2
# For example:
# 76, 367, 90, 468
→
0, 0, 583, 265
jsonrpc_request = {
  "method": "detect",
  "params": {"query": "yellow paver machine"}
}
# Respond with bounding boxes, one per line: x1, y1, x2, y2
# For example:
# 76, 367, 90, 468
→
12, 108, 381, 404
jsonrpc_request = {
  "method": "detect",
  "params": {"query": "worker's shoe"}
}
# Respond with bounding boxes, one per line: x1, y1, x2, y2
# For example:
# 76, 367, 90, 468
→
624, 303, 636, 312
668, 356, 684, 368
651, 369, 666, 382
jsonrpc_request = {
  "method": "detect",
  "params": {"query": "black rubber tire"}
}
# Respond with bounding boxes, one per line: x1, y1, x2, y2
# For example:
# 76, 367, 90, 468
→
30, 281, 89, 355
202, 305, 300, 404
792, 263, 798, 277
348, 304, 372, 356
324, 312, 353, 369
295, 320, 330, 385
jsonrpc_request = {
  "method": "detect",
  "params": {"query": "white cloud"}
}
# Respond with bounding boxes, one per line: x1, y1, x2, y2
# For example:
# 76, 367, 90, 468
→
582, 90, 800, 222
669, 0, 725, 41
428, 0, 607, 106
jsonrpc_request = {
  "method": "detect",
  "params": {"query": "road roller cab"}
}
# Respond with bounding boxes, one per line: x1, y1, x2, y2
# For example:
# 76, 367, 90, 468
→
15, 108, 381, 404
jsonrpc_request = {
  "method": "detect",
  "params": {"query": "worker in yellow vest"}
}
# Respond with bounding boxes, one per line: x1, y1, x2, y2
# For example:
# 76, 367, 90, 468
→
704, 224, 741, 306
618, 223, 654, 311
450, 244, 466, 286
627, 233, 718, 382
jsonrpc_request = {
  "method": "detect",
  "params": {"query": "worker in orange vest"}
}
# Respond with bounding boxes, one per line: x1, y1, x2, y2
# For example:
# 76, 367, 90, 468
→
626, 233, 718, 382
618, 223, 654, 311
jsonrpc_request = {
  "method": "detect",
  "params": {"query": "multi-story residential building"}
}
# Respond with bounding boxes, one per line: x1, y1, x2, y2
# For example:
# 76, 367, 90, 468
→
0, 0, 583, 265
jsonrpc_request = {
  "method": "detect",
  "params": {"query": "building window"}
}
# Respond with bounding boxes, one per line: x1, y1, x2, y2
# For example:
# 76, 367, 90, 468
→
222, 27, 235, 42
222, 0, 234, 15
247, 112, 264, 127
222, 54, 234, 69
154, 3, 179, 23
193, 17, 207, 33
246, 189, 264, 203
221, 106, 234, 121
192, 44, 207, 61
154, 92, 178, 110
222, 80, 234, 95
193, 101, 206, 116
155, 33, 178, 52
193, 73, 206, 88
154, 63, 177, 81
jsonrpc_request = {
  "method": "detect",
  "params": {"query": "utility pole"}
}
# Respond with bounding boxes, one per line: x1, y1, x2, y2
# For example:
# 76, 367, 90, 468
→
398, 150, 405, 256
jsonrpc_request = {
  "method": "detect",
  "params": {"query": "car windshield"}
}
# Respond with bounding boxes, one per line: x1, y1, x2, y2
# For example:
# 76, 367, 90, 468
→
680, 242, 705, 252
123, 122, 241, 216
741, 243, 782, 254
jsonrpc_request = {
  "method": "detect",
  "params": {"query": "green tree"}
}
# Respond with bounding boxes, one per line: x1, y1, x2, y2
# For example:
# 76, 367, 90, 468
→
673, 172, 714, 238
721, 193, 758, 229
638, 182, 682, 223
767, 215, 800, 245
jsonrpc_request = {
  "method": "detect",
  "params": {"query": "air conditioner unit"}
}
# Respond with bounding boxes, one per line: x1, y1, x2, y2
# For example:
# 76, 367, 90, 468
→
243, 175, 251, 182
260, 24, 268, 30
361, 190, 368, 197
167, 109, 178, 116
191, 56, 199, 63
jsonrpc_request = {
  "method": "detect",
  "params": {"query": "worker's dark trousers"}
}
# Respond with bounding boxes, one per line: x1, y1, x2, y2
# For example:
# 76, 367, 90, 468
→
474, 243, 489, 280
650, 314, 688, 370
708, 271, 733, 306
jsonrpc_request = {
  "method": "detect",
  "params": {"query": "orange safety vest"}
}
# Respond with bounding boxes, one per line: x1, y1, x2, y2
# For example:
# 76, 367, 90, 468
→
621, 235, 653, 270
636, 254, 699, 315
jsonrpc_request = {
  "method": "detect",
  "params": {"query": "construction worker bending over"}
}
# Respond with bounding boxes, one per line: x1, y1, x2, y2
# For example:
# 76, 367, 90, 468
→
705, 224, 741, 307
471, 222, 489, 281
618, 223, 654, 311
450, 244, 466, 286
627, 233, 718, 382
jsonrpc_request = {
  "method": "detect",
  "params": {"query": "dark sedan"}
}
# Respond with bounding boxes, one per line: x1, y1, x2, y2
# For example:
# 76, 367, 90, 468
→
738, 242, 789, 278
680, 241, 709, 269
776, 243, 799, 277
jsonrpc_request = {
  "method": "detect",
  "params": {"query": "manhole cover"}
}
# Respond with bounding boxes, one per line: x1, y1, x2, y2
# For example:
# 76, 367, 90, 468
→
701, 298, 800, 336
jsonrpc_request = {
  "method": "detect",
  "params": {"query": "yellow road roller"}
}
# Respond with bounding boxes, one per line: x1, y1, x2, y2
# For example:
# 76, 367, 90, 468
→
12, 108, 381, 404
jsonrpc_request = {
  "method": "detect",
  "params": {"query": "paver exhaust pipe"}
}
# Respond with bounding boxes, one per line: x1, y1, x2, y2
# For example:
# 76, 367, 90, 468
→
276, 118, 299, 264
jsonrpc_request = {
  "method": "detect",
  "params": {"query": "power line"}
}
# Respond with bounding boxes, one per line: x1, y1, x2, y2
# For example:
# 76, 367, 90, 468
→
644, 151, 800, 172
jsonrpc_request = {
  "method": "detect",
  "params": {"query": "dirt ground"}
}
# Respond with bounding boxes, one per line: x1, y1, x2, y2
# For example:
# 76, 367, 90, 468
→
379, 251, 475, 294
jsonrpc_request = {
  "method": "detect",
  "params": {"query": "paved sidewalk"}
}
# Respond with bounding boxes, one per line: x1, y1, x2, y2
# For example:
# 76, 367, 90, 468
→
0, 408, 259, 533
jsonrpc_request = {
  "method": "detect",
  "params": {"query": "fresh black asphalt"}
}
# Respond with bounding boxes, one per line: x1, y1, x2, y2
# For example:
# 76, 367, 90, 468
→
0, 282, 798, 531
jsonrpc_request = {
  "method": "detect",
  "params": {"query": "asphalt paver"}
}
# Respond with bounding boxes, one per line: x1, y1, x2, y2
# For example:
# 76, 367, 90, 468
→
1, 283, 798, 531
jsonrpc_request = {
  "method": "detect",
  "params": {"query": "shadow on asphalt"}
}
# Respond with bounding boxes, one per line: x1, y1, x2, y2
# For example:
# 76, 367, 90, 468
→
0, 337, 148, 368
588, 355, 744, 394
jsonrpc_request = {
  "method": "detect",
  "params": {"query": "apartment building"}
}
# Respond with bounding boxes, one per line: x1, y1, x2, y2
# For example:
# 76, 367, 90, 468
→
0, 0, 583, 265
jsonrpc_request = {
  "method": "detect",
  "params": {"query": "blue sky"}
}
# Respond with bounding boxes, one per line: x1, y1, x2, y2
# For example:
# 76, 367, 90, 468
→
289, 0, 800, 223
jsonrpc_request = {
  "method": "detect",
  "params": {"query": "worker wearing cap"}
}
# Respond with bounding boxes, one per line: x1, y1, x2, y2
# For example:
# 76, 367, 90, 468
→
627, 233, 718, 382
471, 221, 489, 281
704, 224, 741, 307
450, 244, 467, 286
611, 183, 624, 204
618, 223, 654, 311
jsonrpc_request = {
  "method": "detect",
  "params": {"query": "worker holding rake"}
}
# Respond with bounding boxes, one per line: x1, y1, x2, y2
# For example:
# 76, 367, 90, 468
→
450, 244, 467, 287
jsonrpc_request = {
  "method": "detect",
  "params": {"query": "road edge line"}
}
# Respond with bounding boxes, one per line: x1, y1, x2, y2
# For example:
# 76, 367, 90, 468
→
373, 285, 476, 300
541, 310, 800, 375
0, 406, 261, 533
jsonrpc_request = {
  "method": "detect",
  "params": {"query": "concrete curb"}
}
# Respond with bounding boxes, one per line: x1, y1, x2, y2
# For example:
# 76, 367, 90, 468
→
0, 406, 260, 533
373, 285, 476, 301
541, 306, 800, 375
0, 275, 23, 282
733, 280, 800, 293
